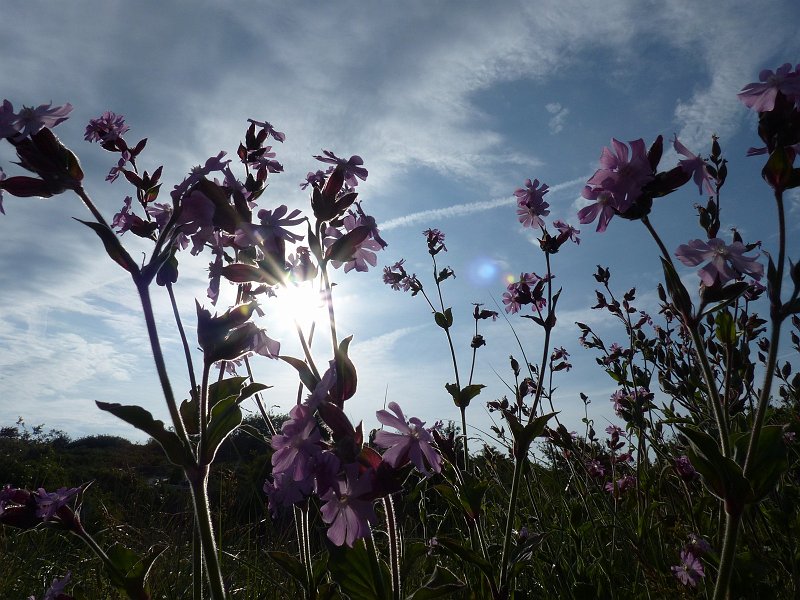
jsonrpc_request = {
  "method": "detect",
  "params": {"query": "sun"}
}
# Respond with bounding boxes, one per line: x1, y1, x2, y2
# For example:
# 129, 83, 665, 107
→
269, 281, 328, 333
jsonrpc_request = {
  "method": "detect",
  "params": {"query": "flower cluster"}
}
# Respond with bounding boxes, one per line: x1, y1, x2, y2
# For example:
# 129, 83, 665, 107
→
265, 391, 442, 546
502, 272, 546, 314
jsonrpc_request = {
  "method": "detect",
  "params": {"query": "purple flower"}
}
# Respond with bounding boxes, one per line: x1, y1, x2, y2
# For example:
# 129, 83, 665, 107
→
383, 260, 421, 294
314, 150, 368, 188
604, 474, 636, 497
374, 402, 442, 475
319, 465, 378, 547
34, 487, 79, 520
10, 101, 73, 137
301, 169, 327, 190
324, 212, 383, 273
271, 404, 322, 482
85, 111, 130, 143
673, 136, 714, 195
587, 138, 653, 211
263, 471, 314, 515
577, 186, 616, 232
686, 533, 712, 556
587, 459, 605, 478
423, 228, 447, 254
502, 272, 545, 314
671, 550, 705, 587
674, 455, 699, 482
239, 206, 304, 250
247, 119, 286, 143
250, 328, 281, 359
171, 151, 231, 200
738, 63, 800, 112
30, 571, 72, 600
553, 220, 580, 244
515, 178, 550, 229
675, 238, 763, 286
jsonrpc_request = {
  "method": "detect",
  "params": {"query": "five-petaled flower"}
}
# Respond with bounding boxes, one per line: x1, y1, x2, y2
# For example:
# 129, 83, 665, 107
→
34, 486, 80, 520
319, 465, 378, 547
374, 402, 442, 475
671, 550, 705, 587
1, 100, 73, 137
737, 63, 800, 112
673, 136, 714, 195
675, 238, 763, 286
314, 150, 368, 188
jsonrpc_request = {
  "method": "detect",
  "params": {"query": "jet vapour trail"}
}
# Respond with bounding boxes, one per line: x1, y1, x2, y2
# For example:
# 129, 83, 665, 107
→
380, 176, 588, 231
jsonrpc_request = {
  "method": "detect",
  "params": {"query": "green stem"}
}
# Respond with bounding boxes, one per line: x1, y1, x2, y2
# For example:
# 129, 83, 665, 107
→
499, 451, 525, 590
189, 468, 228, 600
384, 495, 402, 600
713, 510, 741, 600
744, 187, 786, 475
688, 324, 731, 457
135, 279, 193, 455
166, 281, 199, 399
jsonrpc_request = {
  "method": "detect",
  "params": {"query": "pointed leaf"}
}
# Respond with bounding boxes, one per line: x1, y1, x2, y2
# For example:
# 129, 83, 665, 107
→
74, 219, 139, 274
202, 396, 243, 464
407, 565, 465, 599
96, 401, 191, 467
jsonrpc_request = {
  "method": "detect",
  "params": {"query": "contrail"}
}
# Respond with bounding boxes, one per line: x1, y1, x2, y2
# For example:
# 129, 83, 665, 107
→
380, 175, 588, 231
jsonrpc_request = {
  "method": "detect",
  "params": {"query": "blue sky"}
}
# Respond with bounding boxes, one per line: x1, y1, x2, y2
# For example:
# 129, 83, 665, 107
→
1, 1, 799, 443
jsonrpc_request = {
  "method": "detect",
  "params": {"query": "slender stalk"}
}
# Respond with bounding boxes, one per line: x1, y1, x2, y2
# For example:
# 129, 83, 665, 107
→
135, 279, 193, 453
166, 281, 199, 397
384, 495, 402, 600
188, 468, 228, 600
498, 451, 525, 590
320, 264, 339, 356
744, 188, 787, 474
713, 510, 741, 600
688, 324, 731, 456
193, 520, 204, 600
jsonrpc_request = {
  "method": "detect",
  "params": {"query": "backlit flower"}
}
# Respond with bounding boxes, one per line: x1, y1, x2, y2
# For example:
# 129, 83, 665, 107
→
85, 111, 130, 143
738, 63, 800, 112
374, 402, 442, 475
675, 238, 763, 286
673, 136, 714, 195
314, 150, 368, 188
12, 101, 73, 136
319, 466, 377, 547
34, 487, 79, 520
515, 178, 550, 229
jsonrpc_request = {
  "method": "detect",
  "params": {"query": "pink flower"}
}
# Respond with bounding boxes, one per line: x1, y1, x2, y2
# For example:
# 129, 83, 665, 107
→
319, 466, 377, 547
577, 186, 616, 232
553, 220, 580, 244
9, 101, 73, 137
587, 138, 653, 212
515, 178, 550, 229
738, 63, 800, 112
673, 136, 714, 195
324, 212, 383, 273
314, 150, 368, 188
85, 111, 130, 143
34, 487, 79, 520
271, 404, 322, 481
675, 238, 763, 286
0, 167, 6, 215
671, 550, 705, 587
374, 402, 442, 475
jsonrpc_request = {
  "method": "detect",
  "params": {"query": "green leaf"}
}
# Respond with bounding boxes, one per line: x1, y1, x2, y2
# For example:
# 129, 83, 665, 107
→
434, 311, 449, 329
280, 355, 320, 393
268, 551, 308, 590
407, 565, 465, 599
715, 311, 736, 345
96, 401, 191, 467
104, 543, 165, 598
444, 383, 485, 408
434, 537, 494, 583
328, 541, 390, 600
202, 396, 243, 464
660, 257, 693, 316
677, 425, 751, 511
733, 425, 789, 502
208, 376, 248, 408
74, 219, 139, 274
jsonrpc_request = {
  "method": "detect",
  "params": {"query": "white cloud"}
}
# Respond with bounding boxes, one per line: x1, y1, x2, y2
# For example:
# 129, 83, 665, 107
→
545, 102, 570, 134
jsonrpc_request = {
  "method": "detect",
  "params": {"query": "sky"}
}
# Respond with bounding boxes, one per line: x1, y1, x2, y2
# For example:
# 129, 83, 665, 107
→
1, 1, 799, 444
